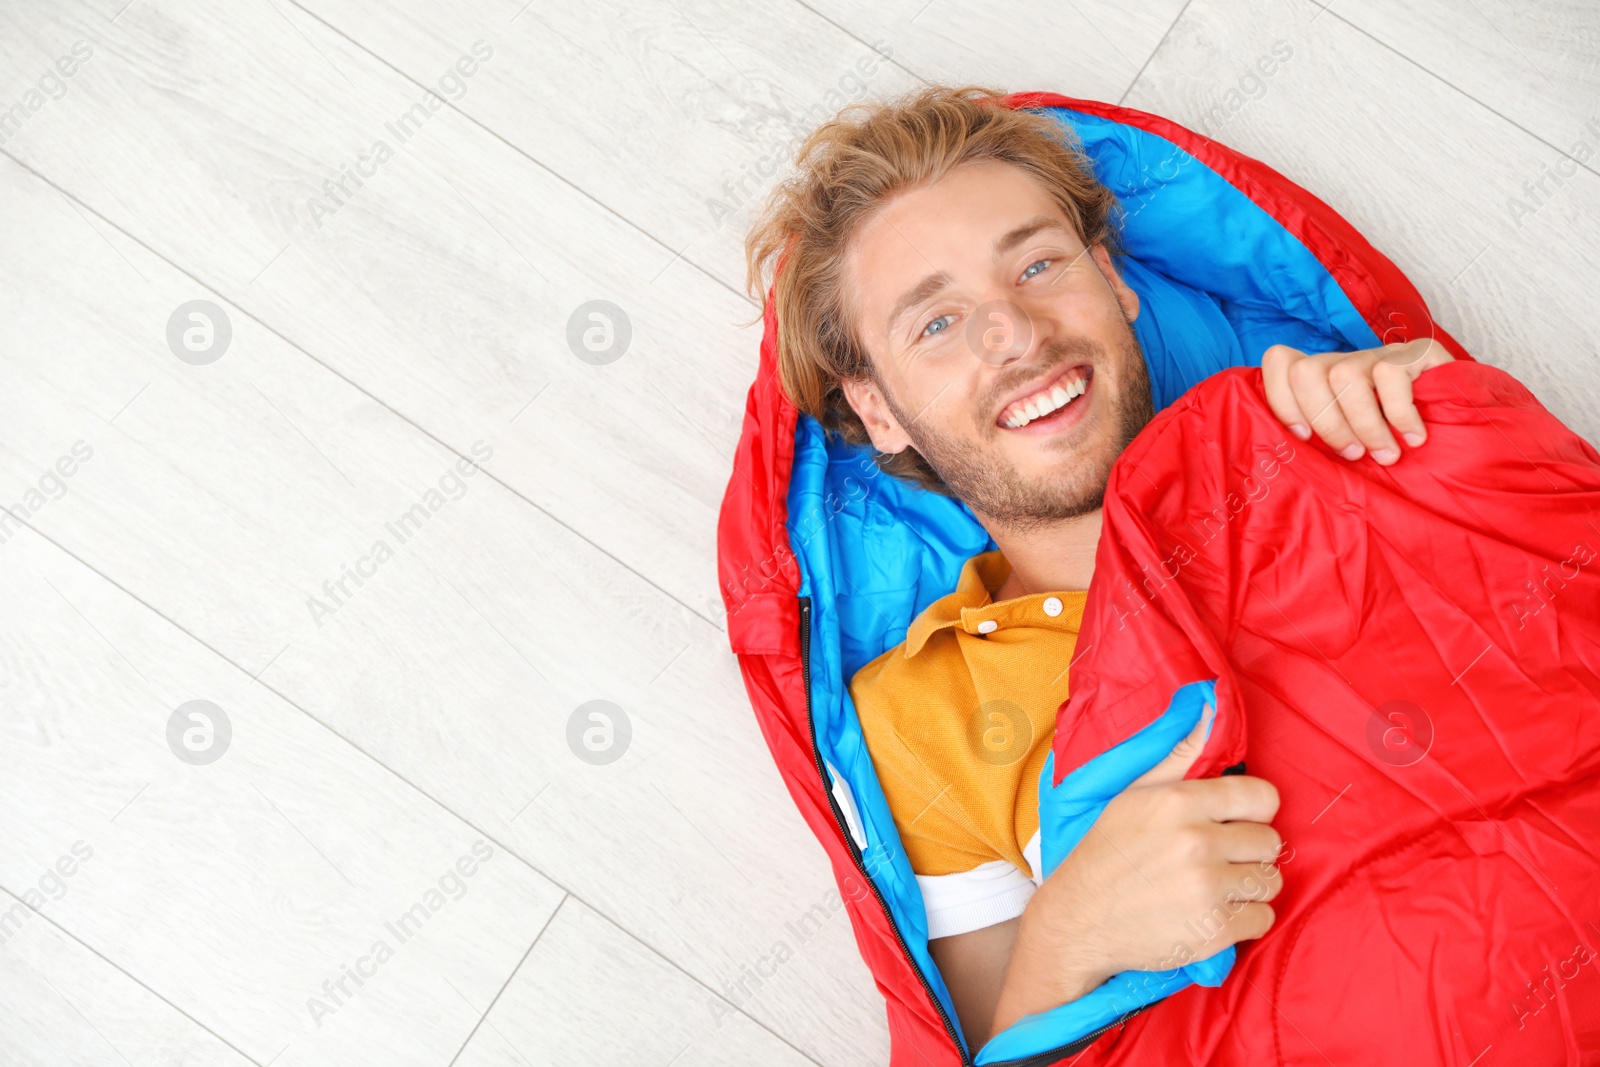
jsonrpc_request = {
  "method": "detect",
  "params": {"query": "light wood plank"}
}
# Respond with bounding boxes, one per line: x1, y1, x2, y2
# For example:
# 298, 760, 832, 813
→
0, 900, 253, 1067
1330, 0, 1600, 155
0, 0, 799, 620
0, 151, 885, 1064
0, 528, 566, 1066
288, 0, 925, 287
804, 0, 1188, 104
1123, 0, 1600, 445
452, 899, 823, 1067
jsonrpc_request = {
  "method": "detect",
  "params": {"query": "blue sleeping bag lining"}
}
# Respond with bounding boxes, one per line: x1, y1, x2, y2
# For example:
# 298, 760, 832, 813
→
983, 680, 1225, 1061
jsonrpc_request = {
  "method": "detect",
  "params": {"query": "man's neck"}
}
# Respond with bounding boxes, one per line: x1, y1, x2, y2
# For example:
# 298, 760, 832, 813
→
986, 509, 1104, 601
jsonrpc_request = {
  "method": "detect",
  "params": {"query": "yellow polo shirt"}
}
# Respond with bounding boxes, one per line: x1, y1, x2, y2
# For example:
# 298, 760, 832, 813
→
847, 549, 1088, 938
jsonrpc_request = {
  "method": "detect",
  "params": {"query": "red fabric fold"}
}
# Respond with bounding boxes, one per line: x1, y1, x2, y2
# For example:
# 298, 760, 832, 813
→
1053, 363, 1600, 1065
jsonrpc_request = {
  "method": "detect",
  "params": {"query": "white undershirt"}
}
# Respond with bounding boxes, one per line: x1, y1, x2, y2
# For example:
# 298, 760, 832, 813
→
916, 829, 1043, 940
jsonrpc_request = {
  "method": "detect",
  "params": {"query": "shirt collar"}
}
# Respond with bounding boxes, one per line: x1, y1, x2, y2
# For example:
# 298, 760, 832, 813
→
903, 549, 1088, 657
903, 549, 1011, 657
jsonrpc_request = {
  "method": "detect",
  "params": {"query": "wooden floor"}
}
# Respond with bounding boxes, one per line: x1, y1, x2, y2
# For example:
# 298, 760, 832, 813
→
0, 1, 1595, 1063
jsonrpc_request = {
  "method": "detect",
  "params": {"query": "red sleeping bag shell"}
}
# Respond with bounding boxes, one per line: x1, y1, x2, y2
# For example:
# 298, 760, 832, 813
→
1050, 361, 1600, 1065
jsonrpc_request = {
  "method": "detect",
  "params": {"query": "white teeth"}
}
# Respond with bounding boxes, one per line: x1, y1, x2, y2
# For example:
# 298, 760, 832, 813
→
1003, 372, 1088, 428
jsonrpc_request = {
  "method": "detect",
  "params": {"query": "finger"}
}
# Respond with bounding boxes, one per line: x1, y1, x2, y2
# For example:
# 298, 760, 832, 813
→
1211, 821, 1284, 865
1185, 773, 1280, 825
1377, 337, 1451, 371
1371, 358, 1427, 449
1224, 861, 1283, 903
1192, 901, 1276, 955
1287, 353, 1363, 460
1327, 360, 1401, 464
1130, 701, 1216, 789
1260, 344, 1311, 441
1223, 901, 1276, 943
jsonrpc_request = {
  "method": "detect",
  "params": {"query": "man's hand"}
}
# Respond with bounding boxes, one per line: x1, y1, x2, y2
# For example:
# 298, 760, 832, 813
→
982, 705, 1283, 1044
1261, 338, 1455, 465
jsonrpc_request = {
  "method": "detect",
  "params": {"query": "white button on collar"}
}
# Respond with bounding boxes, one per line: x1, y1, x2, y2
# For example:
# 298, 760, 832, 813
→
1043, 596, 1063, 617
976, 619, 998, 634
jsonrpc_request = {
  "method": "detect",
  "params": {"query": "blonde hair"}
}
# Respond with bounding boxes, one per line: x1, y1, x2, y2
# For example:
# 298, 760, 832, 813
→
743, 85, 1121, 495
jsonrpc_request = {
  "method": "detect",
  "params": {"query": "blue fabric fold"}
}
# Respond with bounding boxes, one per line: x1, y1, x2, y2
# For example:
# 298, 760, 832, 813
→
975, 680, 1226, 1064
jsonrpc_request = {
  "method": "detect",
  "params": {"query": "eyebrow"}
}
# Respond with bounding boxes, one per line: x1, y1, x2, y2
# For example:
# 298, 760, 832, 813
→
996, 215, 1066, 256
885, 271, 952, 338
883, 216, 1070, 337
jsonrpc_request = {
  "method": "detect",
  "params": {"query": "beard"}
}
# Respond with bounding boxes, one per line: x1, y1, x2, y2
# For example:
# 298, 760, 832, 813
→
883, 316, 1155, 534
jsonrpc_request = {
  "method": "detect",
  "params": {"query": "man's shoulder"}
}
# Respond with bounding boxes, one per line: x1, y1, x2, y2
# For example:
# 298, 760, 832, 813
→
848, 627, 970, 710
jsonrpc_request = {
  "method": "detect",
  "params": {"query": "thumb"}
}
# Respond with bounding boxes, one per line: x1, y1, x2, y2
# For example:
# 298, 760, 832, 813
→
1129, 700, 1216, 789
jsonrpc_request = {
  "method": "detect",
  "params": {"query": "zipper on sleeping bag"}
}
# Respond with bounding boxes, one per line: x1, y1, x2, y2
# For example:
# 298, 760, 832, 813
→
797, 595, 1157, 1065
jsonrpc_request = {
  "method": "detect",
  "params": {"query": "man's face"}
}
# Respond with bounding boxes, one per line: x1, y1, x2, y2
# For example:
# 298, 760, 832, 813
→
840, 159, 1154, 531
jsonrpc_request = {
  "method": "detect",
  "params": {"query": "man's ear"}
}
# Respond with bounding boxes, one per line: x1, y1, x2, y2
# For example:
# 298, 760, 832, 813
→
840, 376, 914, 454
1090, 243, 1140, 324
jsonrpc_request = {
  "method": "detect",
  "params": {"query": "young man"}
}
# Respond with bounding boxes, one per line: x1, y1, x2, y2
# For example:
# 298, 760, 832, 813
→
744, 86, 1455, 1047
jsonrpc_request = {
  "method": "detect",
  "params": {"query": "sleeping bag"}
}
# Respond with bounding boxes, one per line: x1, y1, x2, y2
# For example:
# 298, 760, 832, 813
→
715, 92, 1488, 1066
1005, 362, 1600, 1066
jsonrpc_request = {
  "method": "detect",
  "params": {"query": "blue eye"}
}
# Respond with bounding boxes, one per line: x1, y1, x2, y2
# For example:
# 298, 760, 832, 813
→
1021, 259, 1051, 281
922, 314, 954, 338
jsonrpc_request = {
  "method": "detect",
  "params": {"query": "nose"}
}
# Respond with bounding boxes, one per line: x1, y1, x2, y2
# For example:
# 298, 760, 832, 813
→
967, 292, 1056, 370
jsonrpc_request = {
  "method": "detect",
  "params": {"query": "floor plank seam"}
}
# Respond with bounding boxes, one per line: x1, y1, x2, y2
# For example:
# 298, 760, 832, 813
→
1, 885, 271, 1067
1118, 0, 1196, 107
280, 0, 754, 309
1309, 0, 1600, 183
442, 892, 566, 1067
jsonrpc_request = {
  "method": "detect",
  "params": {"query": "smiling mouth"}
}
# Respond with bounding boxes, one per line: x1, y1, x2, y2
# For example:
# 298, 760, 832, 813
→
997, 365, 1093, 430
